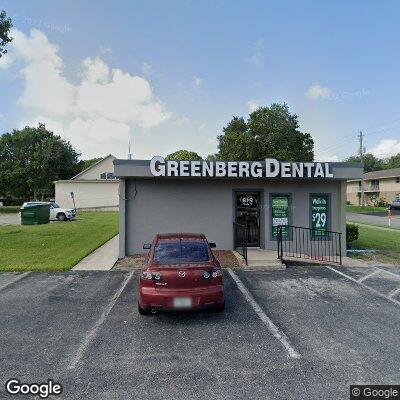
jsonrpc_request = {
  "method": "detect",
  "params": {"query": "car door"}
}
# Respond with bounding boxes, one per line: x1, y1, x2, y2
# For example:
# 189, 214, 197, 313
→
49, 205, 56, 220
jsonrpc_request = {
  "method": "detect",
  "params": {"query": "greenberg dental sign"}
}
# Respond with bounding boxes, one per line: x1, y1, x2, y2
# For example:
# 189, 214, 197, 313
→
150, 156, 334, 179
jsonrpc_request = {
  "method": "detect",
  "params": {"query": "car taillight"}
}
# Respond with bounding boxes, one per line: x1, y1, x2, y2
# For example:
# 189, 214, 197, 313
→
202, 270, 223, 279
141, 271, 162, 280
211, 270, 223, 278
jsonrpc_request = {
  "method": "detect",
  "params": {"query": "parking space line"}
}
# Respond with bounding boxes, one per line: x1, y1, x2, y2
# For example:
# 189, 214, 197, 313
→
326, 266, 400, 307
227, 268, 301, 359
66, 271, 135, 370
388, 287, 400, 299
357, 269, 380, 283
373, 266, 400, 280
0, 272, 31, 292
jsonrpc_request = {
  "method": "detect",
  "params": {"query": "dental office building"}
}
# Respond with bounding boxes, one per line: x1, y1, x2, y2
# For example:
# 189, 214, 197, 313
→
114, 157, 362, 258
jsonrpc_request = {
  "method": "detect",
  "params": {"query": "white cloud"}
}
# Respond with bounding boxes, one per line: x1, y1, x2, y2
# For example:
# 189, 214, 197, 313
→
248, 39, 264, 67
0, 53, 13, 69
306, 84, 332, 100
4, 28, 171, 158
368, 139, 400, 158
0, 113, 4, 119
247, 100, 259, 113
193, 77, 203, 87
174, 116, 189, 125
315, 154, 339, 162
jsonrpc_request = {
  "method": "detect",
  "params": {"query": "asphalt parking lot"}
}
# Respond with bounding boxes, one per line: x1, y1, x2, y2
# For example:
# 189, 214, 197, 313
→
1, 265, 400, 400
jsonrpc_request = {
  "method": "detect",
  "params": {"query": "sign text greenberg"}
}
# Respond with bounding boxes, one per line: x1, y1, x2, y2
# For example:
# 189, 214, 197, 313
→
150, 156, 334, 179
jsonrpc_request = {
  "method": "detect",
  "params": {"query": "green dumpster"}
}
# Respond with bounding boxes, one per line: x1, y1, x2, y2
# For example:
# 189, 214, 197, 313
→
20, 203, 50, 225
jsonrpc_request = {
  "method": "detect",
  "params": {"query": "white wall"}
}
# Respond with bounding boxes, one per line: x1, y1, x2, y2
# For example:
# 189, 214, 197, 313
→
55, 181, 119, 209
74, 156, 116, 180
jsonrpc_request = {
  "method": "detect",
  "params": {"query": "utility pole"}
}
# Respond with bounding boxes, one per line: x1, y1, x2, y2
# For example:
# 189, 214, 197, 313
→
358, 131, 365, 207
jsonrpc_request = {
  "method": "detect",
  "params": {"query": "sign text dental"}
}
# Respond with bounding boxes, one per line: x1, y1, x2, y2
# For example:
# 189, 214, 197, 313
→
150, 156, 334, 179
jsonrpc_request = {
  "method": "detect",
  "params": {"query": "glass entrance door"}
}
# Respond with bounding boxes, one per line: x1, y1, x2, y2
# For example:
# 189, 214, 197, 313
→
235, 192, 260, 247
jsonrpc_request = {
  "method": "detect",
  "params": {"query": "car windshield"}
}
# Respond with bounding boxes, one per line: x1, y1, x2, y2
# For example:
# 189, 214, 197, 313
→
154, 241, 210, 264
51, 203, 60, 208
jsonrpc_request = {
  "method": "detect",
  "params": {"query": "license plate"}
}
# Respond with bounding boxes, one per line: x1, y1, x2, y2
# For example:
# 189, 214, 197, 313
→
173, 297, 192, 308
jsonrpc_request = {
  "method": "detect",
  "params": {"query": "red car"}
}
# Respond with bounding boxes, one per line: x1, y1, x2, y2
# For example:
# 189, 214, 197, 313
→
138, 233, 225, 315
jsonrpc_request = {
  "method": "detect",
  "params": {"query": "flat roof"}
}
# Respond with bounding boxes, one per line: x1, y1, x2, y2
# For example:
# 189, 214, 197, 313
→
114, 158, 363, 181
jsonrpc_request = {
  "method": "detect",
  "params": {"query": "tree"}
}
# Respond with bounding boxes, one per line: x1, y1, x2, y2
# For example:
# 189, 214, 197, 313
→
77, 157, 103, 173
166, 150, 202, 161
345, 153, 384, 173
385, 153, 400, 169
0, 10, 13, 58
217, 103, 314, 161
0, 124, 80, 200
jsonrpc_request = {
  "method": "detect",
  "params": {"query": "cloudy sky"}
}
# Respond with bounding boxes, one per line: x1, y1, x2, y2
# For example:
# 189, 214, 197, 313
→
1, 1, 400, 161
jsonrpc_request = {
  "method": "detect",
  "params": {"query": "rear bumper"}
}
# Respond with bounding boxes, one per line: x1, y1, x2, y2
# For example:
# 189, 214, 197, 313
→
138, 285, 224, 310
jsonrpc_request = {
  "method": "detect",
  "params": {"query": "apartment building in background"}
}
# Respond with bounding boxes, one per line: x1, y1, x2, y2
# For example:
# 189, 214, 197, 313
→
347, 167, 400, 205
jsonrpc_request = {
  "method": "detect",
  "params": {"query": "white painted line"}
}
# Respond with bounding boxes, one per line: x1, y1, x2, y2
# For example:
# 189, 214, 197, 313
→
0, 272, 31, 292
357, 269, 380, 283
227, 268, 301, 359
67, 271, 134, 370
326, 266, 400, 307
388, 287, 400, 299
373, 266, 400, 280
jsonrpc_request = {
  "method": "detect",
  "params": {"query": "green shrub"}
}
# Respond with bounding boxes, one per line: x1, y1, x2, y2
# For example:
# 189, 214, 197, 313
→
346, 223, 359, 243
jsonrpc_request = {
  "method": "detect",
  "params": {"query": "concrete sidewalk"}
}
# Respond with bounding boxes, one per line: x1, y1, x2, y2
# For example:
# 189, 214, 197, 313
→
73, 235, 119, 271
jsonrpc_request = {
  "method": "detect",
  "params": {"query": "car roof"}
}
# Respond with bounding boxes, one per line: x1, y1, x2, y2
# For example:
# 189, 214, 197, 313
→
155, 233, 206, 242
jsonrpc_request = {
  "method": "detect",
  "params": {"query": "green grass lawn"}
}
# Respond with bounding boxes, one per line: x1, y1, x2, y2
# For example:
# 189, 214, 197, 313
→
346, 205, 388, 214
0, 211, 119, 272
0, 206, 21, 213
348, 223, 400, 264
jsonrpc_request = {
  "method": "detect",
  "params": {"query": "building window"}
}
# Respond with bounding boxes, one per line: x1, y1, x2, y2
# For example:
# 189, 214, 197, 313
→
270, 194, 291, 239
396, 177, 400, 183
310, 194, 330, 237
371, 179, 379, 187
100, 172, 116, 180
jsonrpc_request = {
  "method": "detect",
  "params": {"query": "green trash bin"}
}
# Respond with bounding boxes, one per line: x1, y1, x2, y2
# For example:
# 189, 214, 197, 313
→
20, 203, 50, 225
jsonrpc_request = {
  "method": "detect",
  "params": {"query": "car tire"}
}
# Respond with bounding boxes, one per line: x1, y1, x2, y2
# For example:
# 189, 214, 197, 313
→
215, 301, 225, 312
56, 213, 66, 222
138, 303, 151, 315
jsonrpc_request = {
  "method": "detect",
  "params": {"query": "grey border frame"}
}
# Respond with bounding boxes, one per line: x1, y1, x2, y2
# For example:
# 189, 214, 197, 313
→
269, 193, 293, 241
309, 192, 332, 241
232, 189, 265, 249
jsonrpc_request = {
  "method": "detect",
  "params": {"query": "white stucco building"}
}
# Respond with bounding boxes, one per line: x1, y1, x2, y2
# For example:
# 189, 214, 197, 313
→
55, 154, 119, 210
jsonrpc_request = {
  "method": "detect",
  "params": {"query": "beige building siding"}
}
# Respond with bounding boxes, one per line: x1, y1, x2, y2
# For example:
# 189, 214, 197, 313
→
55, 180, 119, 210
347, 175, 400, 205
54, 154, 119, 210
72, 155, 116, 180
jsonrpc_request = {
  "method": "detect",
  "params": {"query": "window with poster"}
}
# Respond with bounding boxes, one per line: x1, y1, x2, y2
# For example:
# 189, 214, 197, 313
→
310, 194, 330, 238
270, 194, 291, 239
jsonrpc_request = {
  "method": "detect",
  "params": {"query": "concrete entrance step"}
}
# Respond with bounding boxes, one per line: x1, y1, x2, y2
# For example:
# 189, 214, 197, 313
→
245, 248, 285, 270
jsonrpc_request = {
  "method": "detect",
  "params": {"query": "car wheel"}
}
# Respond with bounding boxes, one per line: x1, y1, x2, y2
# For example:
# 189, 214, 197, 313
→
56, 213, 66, 222
138, 303, 151, 315
215, 301, 225, 312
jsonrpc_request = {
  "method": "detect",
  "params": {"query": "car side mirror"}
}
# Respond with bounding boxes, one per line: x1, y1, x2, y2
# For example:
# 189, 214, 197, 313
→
143, 243, 151, 250
209, 242, 216, 248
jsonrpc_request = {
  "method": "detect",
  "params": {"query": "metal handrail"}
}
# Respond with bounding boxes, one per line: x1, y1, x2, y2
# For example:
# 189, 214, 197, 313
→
277, 225, 342, 265
233, 222, 248, 265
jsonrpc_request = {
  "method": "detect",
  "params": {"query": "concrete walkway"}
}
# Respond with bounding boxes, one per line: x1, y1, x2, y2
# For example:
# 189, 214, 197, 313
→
73, 235, 119, 271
